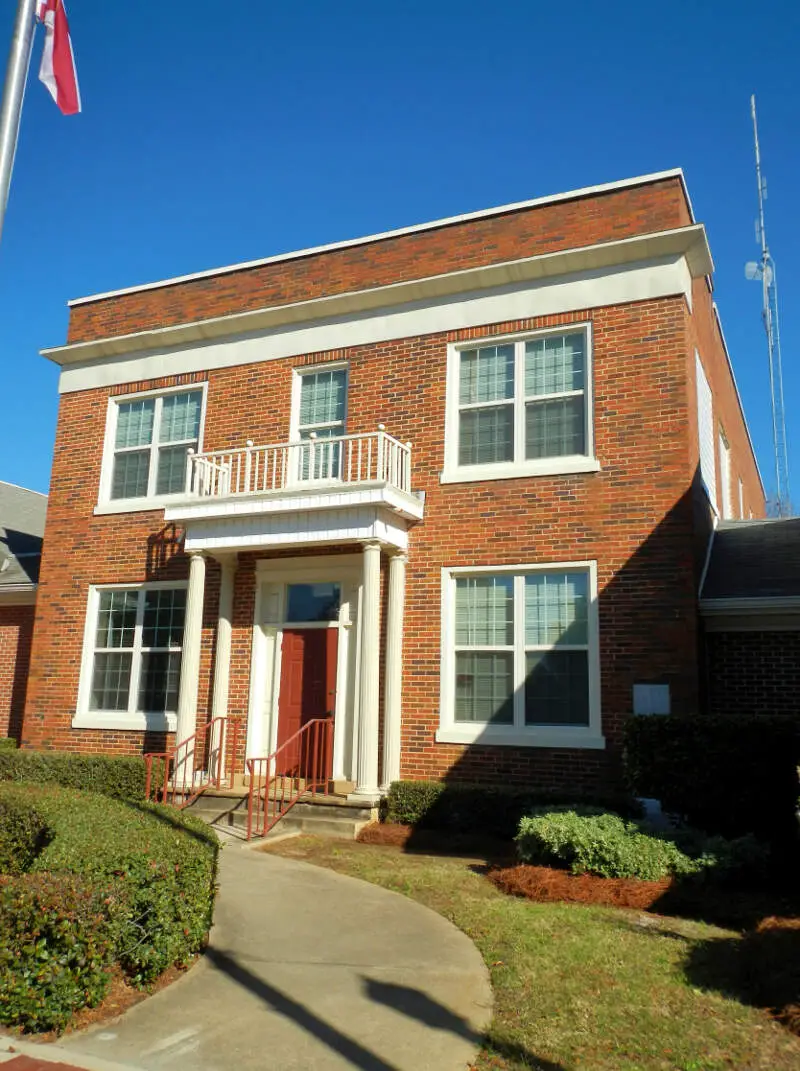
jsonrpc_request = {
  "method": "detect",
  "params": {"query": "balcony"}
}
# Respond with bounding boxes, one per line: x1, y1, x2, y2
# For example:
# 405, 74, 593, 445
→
163, 427, 424, 553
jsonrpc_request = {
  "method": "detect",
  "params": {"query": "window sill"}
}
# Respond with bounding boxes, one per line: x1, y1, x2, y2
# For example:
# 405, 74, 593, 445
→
94, 497, 191, 516
72, 712, 177, 732
435, 726, 606, 750
439, 457, 601, 484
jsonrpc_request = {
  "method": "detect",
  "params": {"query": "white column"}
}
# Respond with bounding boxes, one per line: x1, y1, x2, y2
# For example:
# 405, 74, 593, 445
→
381, 552, 406, 791
211, 555, 236, 721
353, 540, 381, 799
210, 554, 236, 781
175, 551, 206, 786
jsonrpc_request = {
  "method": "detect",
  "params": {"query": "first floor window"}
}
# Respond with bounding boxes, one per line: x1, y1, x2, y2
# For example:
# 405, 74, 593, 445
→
451, 565, 594, 730
89, 586, 186, 714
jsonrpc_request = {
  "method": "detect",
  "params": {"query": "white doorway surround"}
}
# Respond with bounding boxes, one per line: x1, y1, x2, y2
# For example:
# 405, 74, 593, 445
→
247, 554, 364, 788
245, 546, 406, 800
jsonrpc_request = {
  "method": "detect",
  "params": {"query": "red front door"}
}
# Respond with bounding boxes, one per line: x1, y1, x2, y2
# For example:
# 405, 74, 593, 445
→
276, 628, 337, 778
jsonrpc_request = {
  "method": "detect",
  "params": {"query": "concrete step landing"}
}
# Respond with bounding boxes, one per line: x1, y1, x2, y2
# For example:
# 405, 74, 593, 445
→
184, 788, 376, 840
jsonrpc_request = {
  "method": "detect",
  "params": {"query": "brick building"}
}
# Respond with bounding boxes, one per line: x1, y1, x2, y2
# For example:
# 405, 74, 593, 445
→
22, 169, 764, 798
0, 481, 46, 743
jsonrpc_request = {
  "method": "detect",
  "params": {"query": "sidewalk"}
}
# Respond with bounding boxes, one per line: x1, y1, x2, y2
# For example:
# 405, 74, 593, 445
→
40, 836, 493, 1071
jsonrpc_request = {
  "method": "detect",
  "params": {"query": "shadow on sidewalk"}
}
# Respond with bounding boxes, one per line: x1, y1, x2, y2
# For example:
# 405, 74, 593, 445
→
205, 946, 397, 1070
205, 945, 567, 1071
362, 977, 568, 1071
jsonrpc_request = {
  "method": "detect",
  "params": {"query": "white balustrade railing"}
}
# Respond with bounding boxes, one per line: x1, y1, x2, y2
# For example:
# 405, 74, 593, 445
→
185, 427, 412, 499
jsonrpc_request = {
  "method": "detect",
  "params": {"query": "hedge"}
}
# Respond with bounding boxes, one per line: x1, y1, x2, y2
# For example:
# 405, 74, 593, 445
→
624, 714, 800, 843
0, 794, 49, 875
0, 737, 17, 751
0, 783, 219, 1031
385, 780, 640, 839
0, 873, 117, 1033
0, 749, 153, 800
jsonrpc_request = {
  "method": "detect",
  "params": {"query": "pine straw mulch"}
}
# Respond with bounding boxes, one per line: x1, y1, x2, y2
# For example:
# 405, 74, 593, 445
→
488, 862, 673, 909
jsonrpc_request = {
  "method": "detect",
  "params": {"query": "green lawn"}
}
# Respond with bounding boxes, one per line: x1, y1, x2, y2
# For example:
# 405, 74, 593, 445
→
264, 836, 800, 1071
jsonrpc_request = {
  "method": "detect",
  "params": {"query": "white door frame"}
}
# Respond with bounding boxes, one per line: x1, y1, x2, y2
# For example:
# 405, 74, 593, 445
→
246, 555, 363, 781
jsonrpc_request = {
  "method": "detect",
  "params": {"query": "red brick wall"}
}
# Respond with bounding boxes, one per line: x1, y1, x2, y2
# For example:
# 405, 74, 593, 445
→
0, 604, 35, 741
67, 178, 691, 343
706, 630, 800, 717
25, 295, 702, 792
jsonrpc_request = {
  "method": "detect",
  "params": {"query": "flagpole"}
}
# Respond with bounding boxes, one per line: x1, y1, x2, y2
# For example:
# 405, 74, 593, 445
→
0, 0, 37, 246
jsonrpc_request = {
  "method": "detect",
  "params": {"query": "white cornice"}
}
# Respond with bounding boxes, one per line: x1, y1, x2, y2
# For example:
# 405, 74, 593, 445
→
66, 169, 691, 307
44, 225, 711, 371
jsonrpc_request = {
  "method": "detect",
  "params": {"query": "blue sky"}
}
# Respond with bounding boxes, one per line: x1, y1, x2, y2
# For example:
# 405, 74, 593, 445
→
0, 1, 797, 501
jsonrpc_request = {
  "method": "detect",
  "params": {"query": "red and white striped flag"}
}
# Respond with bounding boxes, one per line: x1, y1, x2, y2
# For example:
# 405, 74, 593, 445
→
36, 0, 81, 115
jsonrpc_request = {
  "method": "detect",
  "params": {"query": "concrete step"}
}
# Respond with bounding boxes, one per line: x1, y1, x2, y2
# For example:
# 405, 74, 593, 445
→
185, 791, 375, 840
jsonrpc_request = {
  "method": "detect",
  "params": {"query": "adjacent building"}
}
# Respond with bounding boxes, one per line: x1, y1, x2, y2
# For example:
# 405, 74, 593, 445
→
0, 481, 46, 742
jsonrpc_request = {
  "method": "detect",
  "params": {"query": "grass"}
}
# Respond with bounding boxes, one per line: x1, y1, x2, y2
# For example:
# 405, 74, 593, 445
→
263, 836, 800, 1071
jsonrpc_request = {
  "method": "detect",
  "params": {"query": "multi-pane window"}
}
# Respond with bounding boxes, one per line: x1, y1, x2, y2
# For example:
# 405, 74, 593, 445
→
110, 390, 203, 500
453, 568, 592, 729
89, 587, 186, 715
296, 368, 347, 480
457, 330, 589, 469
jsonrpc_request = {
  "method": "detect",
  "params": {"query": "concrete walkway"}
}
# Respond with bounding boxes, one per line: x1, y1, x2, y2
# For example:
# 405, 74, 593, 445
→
54, 838, 493, 1071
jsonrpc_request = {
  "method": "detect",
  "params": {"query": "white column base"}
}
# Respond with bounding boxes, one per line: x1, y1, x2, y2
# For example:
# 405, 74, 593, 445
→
347, 789, 383, 804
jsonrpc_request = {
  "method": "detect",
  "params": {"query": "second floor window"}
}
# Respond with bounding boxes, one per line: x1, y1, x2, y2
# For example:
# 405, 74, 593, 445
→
110, 389, 203, 501
296, 367, 347, 480
457, 329, 588, 468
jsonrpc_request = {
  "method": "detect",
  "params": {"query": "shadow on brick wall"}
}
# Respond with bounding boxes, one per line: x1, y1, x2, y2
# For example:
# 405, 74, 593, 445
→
401, 475, 709, 801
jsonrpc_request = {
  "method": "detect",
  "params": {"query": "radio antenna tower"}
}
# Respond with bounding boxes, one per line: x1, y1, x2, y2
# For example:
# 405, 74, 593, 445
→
745, 95, 791, 515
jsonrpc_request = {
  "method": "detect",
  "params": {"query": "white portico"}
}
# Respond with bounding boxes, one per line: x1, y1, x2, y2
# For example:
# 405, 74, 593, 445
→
164, 427, 422, 800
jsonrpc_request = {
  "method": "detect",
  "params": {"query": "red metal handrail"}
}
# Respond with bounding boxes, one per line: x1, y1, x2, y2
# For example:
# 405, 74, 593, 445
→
144, 716, 243, 808
246, 718, 333, 839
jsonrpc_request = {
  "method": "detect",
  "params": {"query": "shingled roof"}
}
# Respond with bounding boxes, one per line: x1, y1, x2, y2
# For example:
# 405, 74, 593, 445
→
702, 518, 800, 601
0, 481, 47, 592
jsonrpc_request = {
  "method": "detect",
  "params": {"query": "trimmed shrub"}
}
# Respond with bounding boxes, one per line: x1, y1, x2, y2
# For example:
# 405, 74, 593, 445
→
0, 737, 17, 751
624, 714, 800, 843
516, 808, 769, 882
0, 792, 49, 875
0, 872, 118, 1033
517, 809, 700, 880
385, 780, 640, 840
0, 784, 219, 992
0, 749, 152, 800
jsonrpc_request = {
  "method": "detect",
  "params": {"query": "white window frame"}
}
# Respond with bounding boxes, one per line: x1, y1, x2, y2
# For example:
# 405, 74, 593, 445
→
95, 382, 208, 515
73, 580, 188, 731
437, 560, 604, 749
695, 352, 717, 512
718, 430, 732, 519
288, 362, 349, 484
738, 477, 745, 519
441, 324, 600, 484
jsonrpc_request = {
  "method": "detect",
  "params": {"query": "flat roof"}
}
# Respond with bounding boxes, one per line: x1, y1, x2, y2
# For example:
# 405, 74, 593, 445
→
69, 168, 690, 307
